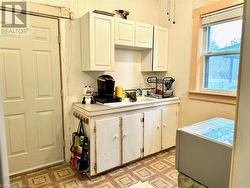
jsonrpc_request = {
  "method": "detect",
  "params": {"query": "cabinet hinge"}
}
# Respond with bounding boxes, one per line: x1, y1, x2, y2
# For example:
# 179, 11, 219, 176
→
94, 126, 96, 133
140, 148, 144, 153
141, 117, 144, 123
94, 163, 97, 171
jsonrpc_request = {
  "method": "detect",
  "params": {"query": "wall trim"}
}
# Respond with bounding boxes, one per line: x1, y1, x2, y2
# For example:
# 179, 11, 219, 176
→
189, 0, 244, 103
0, 1, 71, 19
189, 91, 237, 105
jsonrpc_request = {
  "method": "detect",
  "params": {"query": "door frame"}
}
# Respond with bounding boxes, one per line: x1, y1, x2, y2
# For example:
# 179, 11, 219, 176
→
0, 3, 70, 170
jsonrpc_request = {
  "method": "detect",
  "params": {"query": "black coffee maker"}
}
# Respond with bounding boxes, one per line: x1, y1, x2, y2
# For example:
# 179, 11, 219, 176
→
94, 75, 121, 103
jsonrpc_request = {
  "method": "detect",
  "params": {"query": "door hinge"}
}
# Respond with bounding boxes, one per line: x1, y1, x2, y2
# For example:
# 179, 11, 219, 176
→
63, 140, 66, 148
94, 163, 97, 172
141, 117, 144, 123
58, 34, 61, 44
140, 148, 144, 153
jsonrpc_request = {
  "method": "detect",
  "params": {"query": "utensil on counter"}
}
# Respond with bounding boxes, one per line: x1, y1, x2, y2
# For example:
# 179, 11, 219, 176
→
125, 91, 137, 102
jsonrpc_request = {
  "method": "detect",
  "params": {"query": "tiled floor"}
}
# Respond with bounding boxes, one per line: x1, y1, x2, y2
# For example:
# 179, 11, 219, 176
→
11, 148, 177, 188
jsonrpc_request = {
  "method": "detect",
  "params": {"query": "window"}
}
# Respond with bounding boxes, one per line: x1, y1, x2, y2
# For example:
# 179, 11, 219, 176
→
203, 19, 242, 91
190, 1, 244, 104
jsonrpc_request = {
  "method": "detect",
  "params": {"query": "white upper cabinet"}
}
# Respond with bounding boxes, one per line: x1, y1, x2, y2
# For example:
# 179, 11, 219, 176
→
115, 18, 153, 49
115, 19, 135, 47
81, 12, 114, 71
141, 26, 169, 72
153, 26, 169, 71
135, 22, 153, 48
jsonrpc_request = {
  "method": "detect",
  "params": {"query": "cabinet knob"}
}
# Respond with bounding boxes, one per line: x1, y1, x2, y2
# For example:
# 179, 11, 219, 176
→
123, 133, 127, 137
157, 125, 160, 129
114, 135, 119, 139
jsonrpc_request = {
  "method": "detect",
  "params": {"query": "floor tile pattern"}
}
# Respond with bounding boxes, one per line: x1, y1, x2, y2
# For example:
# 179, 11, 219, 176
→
10, 148, 177, 188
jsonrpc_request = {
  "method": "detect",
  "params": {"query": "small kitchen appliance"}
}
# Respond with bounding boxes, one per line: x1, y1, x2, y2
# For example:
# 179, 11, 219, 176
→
147, 76, 175, 98
94, 75, 121, 103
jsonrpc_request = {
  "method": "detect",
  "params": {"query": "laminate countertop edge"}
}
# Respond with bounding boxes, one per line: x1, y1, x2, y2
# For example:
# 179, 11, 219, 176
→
73, 97, 180, 117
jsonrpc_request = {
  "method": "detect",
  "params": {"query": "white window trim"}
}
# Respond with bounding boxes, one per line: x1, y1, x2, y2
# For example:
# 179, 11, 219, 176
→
199, 18, 241, 96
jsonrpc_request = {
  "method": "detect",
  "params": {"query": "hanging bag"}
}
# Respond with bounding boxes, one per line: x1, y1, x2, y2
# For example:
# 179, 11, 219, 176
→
70, 119, 89, 172
70, 122, 83, 150
79, 120, 89, 172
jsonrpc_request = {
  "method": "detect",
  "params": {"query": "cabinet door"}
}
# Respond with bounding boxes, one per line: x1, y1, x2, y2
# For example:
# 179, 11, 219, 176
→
135, 23, 153, 48
153, 26, 169, 71
162, 104, 179, 150
90, 13, 114, 70
122, 113, 142, 164
144, 109, 162, 156
95, 117, 121, 173
115, 19, 135, 46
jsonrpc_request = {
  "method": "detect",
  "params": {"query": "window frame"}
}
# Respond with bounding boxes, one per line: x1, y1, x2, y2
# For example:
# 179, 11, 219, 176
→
189, 0, 244, 104
200, 20, 242, 96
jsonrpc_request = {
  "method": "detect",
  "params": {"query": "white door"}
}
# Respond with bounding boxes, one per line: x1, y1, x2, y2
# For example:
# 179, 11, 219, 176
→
95, 117, 121, 173
135, 23, 153, 48
162, 105, 179, 150
153, 26, 169, 71
0, 14, 63, 174
115, 19, 135, 46
144, 109, 162, 156
122, 113, 142, 164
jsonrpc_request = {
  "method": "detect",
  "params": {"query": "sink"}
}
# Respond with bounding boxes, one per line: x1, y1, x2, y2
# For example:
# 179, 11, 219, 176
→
103, 97, 156, 108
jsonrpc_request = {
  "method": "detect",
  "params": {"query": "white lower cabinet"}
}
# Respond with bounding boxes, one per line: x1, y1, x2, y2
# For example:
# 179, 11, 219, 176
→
122, 113, 142, 164
162, 104, 179, 150
144, 109, 162, 156
81, 102, 180, 176
95, 117, 121, 173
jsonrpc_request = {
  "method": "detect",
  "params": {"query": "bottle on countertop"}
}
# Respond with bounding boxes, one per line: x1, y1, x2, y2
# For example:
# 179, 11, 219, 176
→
115, 85, 124, 100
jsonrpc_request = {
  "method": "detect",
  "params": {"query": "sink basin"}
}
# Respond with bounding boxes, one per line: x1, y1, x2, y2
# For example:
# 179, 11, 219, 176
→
103, 97, 156, 108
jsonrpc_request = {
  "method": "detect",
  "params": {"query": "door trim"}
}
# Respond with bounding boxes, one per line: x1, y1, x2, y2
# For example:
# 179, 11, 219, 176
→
10, 160, 64, 176
0, 9, 66, 173
0, 2, 70, 19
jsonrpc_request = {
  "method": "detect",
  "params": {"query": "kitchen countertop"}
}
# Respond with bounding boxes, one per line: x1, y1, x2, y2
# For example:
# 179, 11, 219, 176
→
73, 97, 180, 117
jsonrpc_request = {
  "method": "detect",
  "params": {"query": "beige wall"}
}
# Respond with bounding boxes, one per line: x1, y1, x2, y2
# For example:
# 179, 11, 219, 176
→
58, 0, 167, 160
231, 0, 250, 186
24, 0, 237, 160
161, 0, 237, 127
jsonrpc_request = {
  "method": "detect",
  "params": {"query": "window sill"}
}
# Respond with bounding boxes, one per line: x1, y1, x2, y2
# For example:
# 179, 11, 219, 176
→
189, 90, 237, 105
